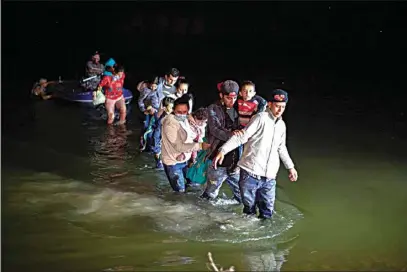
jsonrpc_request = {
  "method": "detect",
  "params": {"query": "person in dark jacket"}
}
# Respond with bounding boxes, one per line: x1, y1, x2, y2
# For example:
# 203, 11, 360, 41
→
201, 80, 243, 203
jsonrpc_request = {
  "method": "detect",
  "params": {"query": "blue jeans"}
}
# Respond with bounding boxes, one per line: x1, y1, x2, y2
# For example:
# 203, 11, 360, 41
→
164, 162, 188, 192
239, 168, 276, 219
202, 164, 241, 203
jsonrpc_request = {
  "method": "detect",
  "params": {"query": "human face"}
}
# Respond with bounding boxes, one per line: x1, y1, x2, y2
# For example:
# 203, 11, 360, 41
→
151, 83, 158, 91
173, 104, 189, 115
177, 83, 189, 95
165, 74, 179, 86
93, 54, 100, 63
240, 84, 256, 101
195, 118, 207, 127
268, 101, 286, 118
220, 93, 237, 109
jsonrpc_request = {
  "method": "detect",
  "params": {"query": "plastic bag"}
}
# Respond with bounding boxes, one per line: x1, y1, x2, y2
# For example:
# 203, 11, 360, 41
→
186, 149, 211, 185
93, 90, 106, 106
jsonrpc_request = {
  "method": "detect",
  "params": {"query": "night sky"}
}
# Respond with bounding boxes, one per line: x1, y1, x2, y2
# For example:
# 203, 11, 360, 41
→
2, 1, 406, 102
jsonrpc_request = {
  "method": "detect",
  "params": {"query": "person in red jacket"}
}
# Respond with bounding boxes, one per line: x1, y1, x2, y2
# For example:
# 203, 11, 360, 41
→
95, 65, 127, 125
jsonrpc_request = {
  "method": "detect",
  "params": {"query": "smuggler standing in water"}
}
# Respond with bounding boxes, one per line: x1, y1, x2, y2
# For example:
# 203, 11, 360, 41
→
212, 89, 298, 219
31, 78, 55, 100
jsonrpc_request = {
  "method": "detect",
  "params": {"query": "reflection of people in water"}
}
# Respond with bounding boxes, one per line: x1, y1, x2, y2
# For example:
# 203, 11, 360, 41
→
31, 78, 55, 100
93, 125, 129, 182
243, 242, 295, 272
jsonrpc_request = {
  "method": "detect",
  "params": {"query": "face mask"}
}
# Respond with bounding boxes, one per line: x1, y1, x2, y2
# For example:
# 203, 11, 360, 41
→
174, 114, 187, 122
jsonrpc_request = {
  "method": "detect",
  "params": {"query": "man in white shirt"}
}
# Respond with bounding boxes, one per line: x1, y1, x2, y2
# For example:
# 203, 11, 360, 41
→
212, 89, 298, 219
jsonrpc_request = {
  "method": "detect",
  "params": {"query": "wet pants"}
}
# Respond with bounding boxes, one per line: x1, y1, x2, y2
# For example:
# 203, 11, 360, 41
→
239, 168, 276, 219
163, 162, 188, 192
105, 95, 126, 124
201, 164, 241, 203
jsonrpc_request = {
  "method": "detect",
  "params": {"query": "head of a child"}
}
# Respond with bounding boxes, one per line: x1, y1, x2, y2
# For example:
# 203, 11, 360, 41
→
192, 107, 208, 127
115, 65, 125, 78
163, 96, 175, 113
176, 78, 189, 97
149, 77, 159, 91
240, 80, 256, 101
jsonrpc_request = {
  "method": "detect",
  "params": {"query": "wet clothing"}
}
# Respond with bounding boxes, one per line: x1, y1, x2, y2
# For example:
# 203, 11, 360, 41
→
164, 161, 189, 192
238, 95, 267, 128
239, 169, 276, 218
202, 164, 241, 203
202, 101, 242, 201
105, 95, 126, 124
218, 109, 295, 218
219, 110, 294, 180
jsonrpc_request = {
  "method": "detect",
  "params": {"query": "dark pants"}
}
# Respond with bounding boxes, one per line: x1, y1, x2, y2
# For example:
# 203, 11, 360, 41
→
239, 168, 276, 219
201, 164, 241, 203
163, 162, 188, 192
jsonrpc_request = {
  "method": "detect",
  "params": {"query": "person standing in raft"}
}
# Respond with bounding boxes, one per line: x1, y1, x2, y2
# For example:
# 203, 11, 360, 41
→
94, 59, 127, 125
200, 80, 243, 203
84, 51, 104, 90
161, 94, 210, 193
212, 89, 298, 219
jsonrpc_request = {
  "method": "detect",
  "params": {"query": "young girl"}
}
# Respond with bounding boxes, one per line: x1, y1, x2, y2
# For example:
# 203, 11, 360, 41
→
95, 64, 127, 125
176, 107, 208, 164
168, 78, 194, 114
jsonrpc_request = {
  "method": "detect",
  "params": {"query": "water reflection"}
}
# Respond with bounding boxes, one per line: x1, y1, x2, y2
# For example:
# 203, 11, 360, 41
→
243, 240, 296, 271
89, 124, 132, 183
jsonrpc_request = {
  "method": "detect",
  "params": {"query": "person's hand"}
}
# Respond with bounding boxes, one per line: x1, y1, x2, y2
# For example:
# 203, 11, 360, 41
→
143, 110, 150, 115
200, 142, 211, 151
212, 151, 224, 170
188, 114, 196, 126
149, 108, 157, 115
288, 168, 298, 182
232, 130, 244, 136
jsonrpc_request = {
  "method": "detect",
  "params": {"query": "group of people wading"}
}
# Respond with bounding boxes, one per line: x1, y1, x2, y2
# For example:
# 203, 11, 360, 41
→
137, 67, 299, 219
33, 51, 299, 219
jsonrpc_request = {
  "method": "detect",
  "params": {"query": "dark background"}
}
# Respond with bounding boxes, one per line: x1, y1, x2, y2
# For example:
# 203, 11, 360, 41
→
2, 1, 406, 133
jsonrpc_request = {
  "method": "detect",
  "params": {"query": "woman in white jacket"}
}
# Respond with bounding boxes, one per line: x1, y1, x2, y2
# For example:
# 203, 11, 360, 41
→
161, 94, 210, 193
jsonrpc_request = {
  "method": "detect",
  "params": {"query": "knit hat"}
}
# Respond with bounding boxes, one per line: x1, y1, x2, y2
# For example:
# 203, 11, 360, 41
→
219, 80, 239, 97
265, 89, 289, 103
105, 58, 116, 67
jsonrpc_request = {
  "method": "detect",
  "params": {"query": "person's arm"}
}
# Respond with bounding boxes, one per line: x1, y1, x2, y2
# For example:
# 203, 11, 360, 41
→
277, 126, 295, 170
207, 105, 234, 142
218, 114, 262, 155
162, 119, 201, 153
138, 88, 150, 112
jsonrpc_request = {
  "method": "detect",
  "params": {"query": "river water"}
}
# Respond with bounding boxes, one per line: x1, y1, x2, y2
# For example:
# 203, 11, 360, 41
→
2, 89, 407, 271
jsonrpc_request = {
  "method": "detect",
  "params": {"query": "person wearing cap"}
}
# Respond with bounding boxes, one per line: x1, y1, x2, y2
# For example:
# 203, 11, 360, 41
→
161, 94, 210, 192
200, 80, 243, 203
212, 89, 298, 219
84, 52, 104, 90
31, 78, 55, 100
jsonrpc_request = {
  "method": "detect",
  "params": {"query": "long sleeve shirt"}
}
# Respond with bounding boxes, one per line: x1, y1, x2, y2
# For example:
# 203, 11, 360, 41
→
218, 110, 295, 180
161, 114, 201, 165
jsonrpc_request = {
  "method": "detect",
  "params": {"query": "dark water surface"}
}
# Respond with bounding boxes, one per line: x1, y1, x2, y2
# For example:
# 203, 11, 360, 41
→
2, 86, 407, 271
